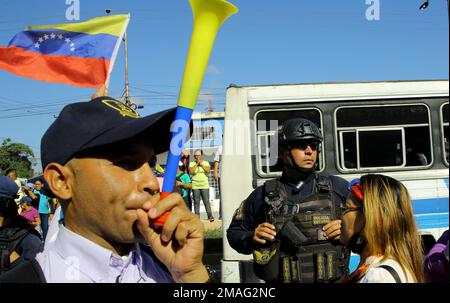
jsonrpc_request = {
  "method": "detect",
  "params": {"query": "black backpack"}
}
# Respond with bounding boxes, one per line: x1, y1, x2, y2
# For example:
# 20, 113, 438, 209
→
0, 259, 46, 283
0, 215, 42, 275
0, 226, 33, 274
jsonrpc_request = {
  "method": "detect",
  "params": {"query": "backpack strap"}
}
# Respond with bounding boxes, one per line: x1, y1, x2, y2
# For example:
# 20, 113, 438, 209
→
0, 259, 46, 283
264, 179, 279, 199
314, 173, 339, 220
315, 172, 332, 194
378, 265, 401, 283
0, 227, 31, 273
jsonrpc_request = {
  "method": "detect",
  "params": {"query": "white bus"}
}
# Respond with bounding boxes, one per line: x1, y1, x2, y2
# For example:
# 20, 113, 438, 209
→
220, 80, 449, 282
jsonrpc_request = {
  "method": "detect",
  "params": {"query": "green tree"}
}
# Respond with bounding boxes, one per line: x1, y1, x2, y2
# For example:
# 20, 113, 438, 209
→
0, 138, 35, 178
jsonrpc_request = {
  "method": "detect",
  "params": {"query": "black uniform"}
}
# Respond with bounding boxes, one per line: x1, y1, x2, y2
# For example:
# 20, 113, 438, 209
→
227, 172, 348, 253
227, 172, 349, 282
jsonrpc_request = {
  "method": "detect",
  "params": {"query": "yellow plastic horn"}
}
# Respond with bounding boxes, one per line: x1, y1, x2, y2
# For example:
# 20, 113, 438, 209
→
178, 0, 238, 109
154, 0, 238, 228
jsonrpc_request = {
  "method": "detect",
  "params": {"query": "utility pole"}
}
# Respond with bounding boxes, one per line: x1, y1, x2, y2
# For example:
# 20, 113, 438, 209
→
123, 31, 131, 106
106, 9, 131, 106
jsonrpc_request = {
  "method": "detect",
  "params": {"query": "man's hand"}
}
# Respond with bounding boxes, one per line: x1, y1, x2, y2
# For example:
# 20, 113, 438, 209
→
253, 222, 277, 245
323, 220, 342, 241
136, 193, 208, 283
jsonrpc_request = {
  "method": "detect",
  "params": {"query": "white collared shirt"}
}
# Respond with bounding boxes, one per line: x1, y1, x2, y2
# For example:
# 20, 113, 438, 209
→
358, 255, 415, 283
35, 225, 174, 283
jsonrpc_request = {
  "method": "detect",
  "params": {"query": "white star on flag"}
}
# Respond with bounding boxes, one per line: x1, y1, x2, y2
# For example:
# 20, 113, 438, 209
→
57, 34, 63, 39
38, 37, 44, 42
44, 34, 49, 40
70, 47, 75, 52
65, 38, 71, 43
70, 43, 75, 47
34, 42, 40, 48
50, 33, 56, 39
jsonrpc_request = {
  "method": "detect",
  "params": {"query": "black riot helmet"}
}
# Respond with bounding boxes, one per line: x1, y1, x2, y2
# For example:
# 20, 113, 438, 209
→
278, 118, 323, 146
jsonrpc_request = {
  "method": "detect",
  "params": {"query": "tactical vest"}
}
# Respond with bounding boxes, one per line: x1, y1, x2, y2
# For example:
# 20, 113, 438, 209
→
255, 173, 350, 283
0, 226, 31, 274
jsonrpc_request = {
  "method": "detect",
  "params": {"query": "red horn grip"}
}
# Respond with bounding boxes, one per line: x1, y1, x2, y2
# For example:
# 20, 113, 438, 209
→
149, 191, 171, 230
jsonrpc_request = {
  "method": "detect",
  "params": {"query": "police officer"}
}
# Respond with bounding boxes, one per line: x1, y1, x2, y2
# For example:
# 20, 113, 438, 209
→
227, 118, 350, 283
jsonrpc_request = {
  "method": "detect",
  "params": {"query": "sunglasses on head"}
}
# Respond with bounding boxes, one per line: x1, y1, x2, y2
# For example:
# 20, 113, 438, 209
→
339, 178, 364, 215
347, 178, 364, 202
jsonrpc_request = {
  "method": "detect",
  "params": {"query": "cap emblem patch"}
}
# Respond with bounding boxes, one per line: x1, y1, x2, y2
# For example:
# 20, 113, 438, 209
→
102, 99, 140, 118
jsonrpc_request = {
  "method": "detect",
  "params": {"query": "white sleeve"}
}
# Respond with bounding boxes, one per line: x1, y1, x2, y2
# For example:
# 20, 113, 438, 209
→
359, 268, 398, 283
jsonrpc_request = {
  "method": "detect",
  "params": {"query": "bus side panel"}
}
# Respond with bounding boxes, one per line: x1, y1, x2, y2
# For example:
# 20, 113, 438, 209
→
221, 87, 255, 261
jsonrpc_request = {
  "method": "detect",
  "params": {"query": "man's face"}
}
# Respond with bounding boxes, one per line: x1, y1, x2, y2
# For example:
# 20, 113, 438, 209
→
288, 141, 319, 169
63, 136, 160, 250
34, 181, 43, 190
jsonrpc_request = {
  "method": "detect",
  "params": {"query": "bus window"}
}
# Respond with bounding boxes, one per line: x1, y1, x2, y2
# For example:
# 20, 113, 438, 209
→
442, 103, 449, 166
359, 129, 404, 168
340, 131, 357, 169
258, 132, 284, 174
255, 108, 323, 176
336, 104, 432, 172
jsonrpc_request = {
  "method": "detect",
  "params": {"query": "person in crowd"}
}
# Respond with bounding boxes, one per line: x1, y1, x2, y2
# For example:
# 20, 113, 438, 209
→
213, 146, 222, 220
180, 150, 193, 211
189, 149, 214, 222
339, 174, 424, 283
423, 229, 449, 283
149, 155, 164, 192
0, 96, 208, 283
0, 175, 42, 275
19, 197, 41, 229
227, 118, 349, 283
180, 150, 190, 174
149, 155, 165, 177
23, 179, 51, 240
5, 168, 24, 204
48, 198, 59, 223
175, 162, 192, 209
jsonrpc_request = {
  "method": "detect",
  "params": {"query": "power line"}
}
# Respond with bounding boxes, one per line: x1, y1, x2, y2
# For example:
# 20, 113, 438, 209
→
131, 83, 226, 90
0, 89, 124, 112
0, 110, 59, 120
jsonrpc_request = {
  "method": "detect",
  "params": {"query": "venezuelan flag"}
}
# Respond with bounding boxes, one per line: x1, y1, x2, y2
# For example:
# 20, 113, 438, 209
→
0, 14, 129, 88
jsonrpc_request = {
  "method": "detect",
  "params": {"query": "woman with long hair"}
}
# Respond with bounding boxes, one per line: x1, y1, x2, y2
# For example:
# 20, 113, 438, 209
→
339, 174, 424, 283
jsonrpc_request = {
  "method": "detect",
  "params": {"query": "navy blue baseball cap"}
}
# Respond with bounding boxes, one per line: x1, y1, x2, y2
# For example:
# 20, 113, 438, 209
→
0, 175, 19, 199
20, 196, 33, 205
41, 96, 189, 168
